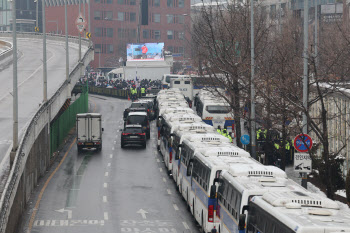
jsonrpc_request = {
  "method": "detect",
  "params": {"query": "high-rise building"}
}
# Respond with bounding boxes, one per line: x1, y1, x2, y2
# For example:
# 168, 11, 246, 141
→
45, 0, 191, 69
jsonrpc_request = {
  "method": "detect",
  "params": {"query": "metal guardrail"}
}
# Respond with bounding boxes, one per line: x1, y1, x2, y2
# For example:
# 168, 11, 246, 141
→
0, 32, 94, 233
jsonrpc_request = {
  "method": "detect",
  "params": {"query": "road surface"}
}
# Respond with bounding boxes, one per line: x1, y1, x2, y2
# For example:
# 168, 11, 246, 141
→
18, 95, 200, 233
0, 38, 87, 174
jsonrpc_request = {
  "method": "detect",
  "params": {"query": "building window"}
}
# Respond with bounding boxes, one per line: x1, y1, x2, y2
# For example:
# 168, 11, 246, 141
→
167, 14, 174, 23
143, 29, 150, 39
153, 13, 160, 23
94, 11, 101, 20
107, 0, 113, 3
107, 44, 114, 54
154, 30, 161, 40
178, 15, 184, 24
179, 47, 184, 54
167, 0, 173, 7
178, 31, 184, 40
179, 0, 184, 8
107, 28, 113, 37
118, 0, 125, 4
105, 11, 113, 20
95, 0, 100, 2
95, 27, 103, 37
168, 46, 173, 52
129, 0, 136, 5
130, 12, 136, 22
167, 30, 173, 39
95, 44, 102, 53
152, 0, 160, 6
117, 12, 124, 21
131, 29, 137, 38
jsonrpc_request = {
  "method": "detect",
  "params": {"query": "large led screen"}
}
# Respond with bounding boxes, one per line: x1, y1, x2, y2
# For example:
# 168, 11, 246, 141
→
127, 43, 164, 61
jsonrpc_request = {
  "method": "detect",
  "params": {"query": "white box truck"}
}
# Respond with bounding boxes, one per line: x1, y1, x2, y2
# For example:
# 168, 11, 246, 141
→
76, 113, 103, 152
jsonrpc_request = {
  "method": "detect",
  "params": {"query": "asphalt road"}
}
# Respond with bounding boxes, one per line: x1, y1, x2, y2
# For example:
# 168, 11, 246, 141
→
19, 95, 200, 233
0, 38, 87, 169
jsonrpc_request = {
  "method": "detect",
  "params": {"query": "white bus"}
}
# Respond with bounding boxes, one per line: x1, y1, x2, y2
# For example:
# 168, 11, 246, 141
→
196, 91, 234, 133
161, 74, 190, 89
159, 113, 202, 174
216, 165, 302, 233
179, 141, 252, 206
170, 77, 194, 101
187, 154, 256, 233
245, 191, 350, 233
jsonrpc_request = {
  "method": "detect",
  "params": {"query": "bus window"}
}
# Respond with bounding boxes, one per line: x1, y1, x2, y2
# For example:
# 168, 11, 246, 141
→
206, 106, 231, 114
174, 81, 181, 84
185, 81, 191, 84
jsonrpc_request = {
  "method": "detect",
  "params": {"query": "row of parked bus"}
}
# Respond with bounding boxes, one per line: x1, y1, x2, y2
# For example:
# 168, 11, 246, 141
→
155, 88, 350, 233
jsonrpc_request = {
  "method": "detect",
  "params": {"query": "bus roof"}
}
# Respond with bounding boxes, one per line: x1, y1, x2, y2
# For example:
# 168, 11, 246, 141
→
225, 162, 287, 179
159, 107, 194, 116
163, 113, 202, 123
181, 135, 232, 148
195, 146, 251, 158
250, 192, 350, 233
194, 153, 252, 170
173, 122, 215, 134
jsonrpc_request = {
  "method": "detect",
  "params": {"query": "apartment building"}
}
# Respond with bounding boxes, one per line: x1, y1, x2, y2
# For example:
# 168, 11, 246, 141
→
45, 0, 191, 68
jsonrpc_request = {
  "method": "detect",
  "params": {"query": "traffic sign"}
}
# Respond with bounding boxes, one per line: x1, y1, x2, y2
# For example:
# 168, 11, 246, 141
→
240, 134, 250, 145
294, 134, 313, 153
86, 32, 91, 39
75, 13, 87, 33
294, 153, 312, 173
35, 27, 39, 32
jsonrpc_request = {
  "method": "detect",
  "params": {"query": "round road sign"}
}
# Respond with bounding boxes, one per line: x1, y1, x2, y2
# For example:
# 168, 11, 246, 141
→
294, 134, 313, 153
240, 135, 250, 145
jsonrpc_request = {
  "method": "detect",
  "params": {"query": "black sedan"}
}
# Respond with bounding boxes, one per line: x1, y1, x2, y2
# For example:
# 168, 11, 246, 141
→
121, 125, 146, 148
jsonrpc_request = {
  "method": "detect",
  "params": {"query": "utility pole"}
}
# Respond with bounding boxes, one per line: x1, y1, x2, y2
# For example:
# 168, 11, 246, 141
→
11, 0, 18, 165
36, 0, 38, 28
65, 0, 69, 81
302, 0, 309, 189
250, 0, 256, 160
42, 0, 47, 102
315, 0, 318, 67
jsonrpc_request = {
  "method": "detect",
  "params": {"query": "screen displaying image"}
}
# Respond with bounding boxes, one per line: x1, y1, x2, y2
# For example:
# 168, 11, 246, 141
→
127, 43, 164, 61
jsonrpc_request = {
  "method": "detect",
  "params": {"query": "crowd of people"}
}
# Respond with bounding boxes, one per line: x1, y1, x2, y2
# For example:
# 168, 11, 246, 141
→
77, 72, 162, 90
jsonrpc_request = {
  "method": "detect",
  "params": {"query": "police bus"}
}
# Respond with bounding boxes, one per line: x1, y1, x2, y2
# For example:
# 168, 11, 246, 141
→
169, 76, 194, 101
215, 164, 300, 233
179, 141, 251, 206
161, 74, 190, 89
186, 154, 254, 233
196, 91, 234, 133
245, 191, 350, 233
159, 113, 202, 174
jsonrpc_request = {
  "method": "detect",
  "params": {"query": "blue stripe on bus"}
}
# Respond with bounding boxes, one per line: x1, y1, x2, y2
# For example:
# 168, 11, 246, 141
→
224, 120, 235, 127
192, 179, 209, 207
218, 203, 239, 233
162, 84, 168, 89
203, 120, 213, 126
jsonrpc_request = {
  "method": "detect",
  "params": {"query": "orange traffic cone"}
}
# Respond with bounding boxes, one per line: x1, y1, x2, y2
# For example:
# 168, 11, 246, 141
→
128, 95, 130, 101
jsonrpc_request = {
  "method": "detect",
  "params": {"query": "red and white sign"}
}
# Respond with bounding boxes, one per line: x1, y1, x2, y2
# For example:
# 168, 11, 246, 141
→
294, 134, 313, 153
75, 13, 87, 33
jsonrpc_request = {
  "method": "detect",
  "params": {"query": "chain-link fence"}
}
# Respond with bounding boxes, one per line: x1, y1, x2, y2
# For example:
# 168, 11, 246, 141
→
50, 87, 88, 156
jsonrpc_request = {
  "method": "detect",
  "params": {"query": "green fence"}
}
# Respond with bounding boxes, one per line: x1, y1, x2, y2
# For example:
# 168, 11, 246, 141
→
50, 88, 89, 156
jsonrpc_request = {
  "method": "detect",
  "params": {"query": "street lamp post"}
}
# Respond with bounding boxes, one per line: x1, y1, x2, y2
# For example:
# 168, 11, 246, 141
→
12, 0, 18, 161
42, 0, 47, 102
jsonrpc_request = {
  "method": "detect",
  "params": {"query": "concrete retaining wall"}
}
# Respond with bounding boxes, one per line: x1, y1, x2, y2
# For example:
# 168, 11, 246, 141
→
0, 32, 94, 233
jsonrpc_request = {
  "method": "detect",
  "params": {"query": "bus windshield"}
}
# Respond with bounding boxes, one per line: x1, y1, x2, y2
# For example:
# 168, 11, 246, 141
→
206, 105, 231, 114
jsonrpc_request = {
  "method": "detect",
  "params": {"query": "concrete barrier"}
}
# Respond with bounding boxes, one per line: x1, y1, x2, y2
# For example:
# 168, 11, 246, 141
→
0, 32, 94, 233
0, 40, 13, 61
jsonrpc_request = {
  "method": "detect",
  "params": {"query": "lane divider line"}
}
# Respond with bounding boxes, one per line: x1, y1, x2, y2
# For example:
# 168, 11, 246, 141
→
183, 222, 190, 230
167, 189, 172, 195
104, 183, 108, 188
105, 172, 109, 177
104, 212, 109, 221
173, 204, 179, 211
157, 159, 160, 163
110, 154, 113, 158
159, 168, 163, 172
162, 177, 167, 183
103, 196, 107, 203
107, 163, 111, 167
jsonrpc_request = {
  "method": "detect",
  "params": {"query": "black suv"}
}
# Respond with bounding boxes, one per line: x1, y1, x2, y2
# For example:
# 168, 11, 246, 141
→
121, 125, 146, 148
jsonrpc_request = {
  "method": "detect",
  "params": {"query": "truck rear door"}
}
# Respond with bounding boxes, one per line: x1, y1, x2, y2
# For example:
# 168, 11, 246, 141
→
91, 116, 101, 142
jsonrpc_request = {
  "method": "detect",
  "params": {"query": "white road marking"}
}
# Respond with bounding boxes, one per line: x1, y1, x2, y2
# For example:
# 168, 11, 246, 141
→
154, 151, 158, 155
103, 196, 107, 203
104, 183, 108, 188
173, 204, 179, 211
159, 168, 163, 172
33, 219, 105, 227
110, 154, 113, 158
167, 189, 172, 195
112, 147, 115, 150
105, 172, 109, 177
157, 159, 160, 163
114, 141, 116, 144
163, 177, 167, 183
107, 163, 111, 167
136, 209, 148, 219
104, 212, 109, 221
182, 222, 190, 229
